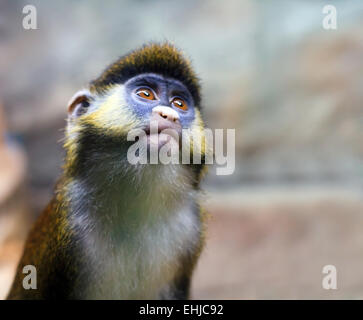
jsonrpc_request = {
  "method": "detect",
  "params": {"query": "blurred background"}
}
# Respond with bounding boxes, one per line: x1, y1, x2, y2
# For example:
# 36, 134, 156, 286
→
0, 0, 363, 299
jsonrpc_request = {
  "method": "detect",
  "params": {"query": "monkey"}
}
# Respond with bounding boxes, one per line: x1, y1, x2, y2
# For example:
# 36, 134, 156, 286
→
7, 43, 208, 300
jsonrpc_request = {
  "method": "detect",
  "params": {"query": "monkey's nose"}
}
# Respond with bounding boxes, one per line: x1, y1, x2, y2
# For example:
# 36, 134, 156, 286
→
152, 106, 180, 123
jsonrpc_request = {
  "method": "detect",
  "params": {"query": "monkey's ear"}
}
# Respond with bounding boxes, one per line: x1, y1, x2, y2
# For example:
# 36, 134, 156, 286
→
67, 89, 93, 118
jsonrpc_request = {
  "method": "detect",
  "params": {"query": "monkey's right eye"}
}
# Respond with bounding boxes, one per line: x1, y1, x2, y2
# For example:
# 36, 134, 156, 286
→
135, 88, 156, 100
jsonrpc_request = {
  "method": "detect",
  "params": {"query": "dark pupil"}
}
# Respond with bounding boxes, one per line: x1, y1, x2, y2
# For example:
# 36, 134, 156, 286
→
143, 91, 149, 96
81, 100, 90, 108
176, 101, 182, 106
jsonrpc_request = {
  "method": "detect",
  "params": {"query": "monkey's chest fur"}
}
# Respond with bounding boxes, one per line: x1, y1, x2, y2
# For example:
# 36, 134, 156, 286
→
68, 165, 201, 299
82, 204, 198, 299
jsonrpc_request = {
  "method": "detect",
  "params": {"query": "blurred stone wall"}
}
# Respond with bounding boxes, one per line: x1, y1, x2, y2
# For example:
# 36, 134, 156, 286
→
1, 0, 363, 300
0, 0, 362, 211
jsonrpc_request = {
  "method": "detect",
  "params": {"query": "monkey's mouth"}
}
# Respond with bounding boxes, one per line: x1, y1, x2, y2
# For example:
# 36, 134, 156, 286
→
144, 126, 180, 138
142, 121, 182, 149
143, 127, 180, 149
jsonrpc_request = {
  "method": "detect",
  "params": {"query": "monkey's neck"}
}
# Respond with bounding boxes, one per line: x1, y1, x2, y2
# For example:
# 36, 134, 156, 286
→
60, 164, 196, 238
56, 164, 199, 299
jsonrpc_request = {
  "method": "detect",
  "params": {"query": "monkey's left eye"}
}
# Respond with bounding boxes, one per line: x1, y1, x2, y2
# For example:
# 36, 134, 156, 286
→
135, 88, 156, 100
171, 98, 188, 111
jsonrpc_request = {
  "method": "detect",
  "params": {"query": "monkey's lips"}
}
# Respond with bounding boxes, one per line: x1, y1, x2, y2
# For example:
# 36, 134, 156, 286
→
143, 120, 182, 149
144, 128, 181, 149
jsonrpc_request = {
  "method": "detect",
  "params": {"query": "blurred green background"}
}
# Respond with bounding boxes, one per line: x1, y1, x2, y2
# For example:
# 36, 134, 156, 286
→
0, 0, 363, 299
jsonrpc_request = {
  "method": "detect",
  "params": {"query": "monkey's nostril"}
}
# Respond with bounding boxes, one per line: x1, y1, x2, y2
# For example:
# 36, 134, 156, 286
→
152, 106, 180, 122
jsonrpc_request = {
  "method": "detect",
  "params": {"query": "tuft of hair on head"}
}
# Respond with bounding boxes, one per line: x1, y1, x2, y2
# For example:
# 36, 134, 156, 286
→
90, 42, 201, 107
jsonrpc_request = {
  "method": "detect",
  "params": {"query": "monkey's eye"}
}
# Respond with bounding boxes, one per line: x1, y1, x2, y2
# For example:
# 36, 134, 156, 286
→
171, 97, 188, 111
135, 88, 156, 100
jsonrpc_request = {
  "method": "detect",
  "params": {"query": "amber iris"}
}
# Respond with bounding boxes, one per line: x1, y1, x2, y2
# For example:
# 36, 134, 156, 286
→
136, 88, 156, 100
171, 97, 188, 111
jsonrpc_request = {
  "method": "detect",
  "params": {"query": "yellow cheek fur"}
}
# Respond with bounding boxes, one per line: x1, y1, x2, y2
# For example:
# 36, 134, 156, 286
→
63, 85, 142, 171
83, 85, 141, 136
190, 109, 209, 157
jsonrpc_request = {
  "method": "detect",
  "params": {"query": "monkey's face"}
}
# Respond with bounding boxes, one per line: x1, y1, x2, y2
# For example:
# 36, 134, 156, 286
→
124, 73, 196, 148
65, 73, 207, 172
125, 73, 195, 127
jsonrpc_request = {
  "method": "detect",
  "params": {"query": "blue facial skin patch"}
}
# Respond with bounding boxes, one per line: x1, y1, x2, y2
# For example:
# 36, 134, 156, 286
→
124, 73, 195, 128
